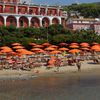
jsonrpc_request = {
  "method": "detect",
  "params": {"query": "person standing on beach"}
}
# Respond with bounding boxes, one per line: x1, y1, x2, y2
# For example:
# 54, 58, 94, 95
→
76, 60, 81, 71
55, 57, 62, 72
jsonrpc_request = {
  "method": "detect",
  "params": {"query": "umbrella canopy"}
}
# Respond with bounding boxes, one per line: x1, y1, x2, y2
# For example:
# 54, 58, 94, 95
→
0, 52, 2, 54
42, 43, 51, 46
13, 46, 25, 49
80, 42, 89, 47
19, 51, 34, 55
81, 48, 90, 50
91, 45, 100, 49
94, 48, 100, 52
49, 45, 58, 48
0, 49, 13, 53
35, 50, 45, 53
59, 42, 68, 46
49, 50, 61, 54
69, 49, 81, 53
45, 47, 56, 51
16, 49, 34, 55
91, 45, 100, 51
80, 42, 89, 45
0, 46, 13, 53
33, 45, 44, 48
12, 43, 21, 46
69, 45, 79, 48
31, 48, 43, 51
16, 49, 27, 52
81, 45, 90, 47
0, 46, 11, 50
70, 43, 79, 45
29, 43, 37, 46
59, 47, 69, 51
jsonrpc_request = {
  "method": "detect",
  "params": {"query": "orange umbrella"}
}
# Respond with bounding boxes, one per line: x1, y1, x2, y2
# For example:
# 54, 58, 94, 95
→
0, 46, 11, 50
19, 51, 34, 55
13, 46, 24, 49
48, 56, 56, 67
12, 43, 21, 46
45, 47, 56, 51
94, 48, 100, 52
81, 48, 90, 50
29, 43, 37, 46
0, 46, 13, 53
31, 48, 43, 51
70, 43, 79, 45
33, 45, 44, 48
16, 49, 34, 55
59, 43, 68, 46
49, 45, 58, 48
59, 47, 69, 51
69, 49, 81, 53
91, 45, 100, 50
35, 50, 45, 53
49, 50, 61, 54
81, 45, 90, 47
0, 49, 13, 53
42, 43, 51, 46
16, 49, 27, 52
80, 43, 89, 47
69, 45, 79, 48
80, 42, 89, 45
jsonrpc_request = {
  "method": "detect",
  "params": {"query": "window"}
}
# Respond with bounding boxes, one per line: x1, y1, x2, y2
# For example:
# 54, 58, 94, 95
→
29, 9, 33, 14
31, 21, 34, 26
40, 9, 42, 15
42, 20, 45, 27
10, 19, 13, 24
10, 7, 14, 13
18, 9, 21, 13
0, 7, 2, 13
20, 20, 23, 27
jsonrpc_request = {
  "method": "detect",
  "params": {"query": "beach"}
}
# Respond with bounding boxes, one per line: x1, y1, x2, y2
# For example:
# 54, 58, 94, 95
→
0, 60, 100, 100
0, 60, 100, 79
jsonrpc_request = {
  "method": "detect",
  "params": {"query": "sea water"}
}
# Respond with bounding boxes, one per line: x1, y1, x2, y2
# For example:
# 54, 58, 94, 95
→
0, 73, 100, 100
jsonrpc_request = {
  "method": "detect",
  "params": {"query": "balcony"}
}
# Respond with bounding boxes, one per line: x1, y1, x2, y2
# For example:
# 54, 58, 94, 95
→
0, 4, 63, 17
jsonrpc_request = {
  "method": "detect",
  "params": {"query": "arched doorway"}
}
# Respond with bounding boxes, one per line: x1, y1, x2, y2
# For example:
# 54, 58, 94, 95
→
52, 18, 59, 25
42, 17, 50, 27
31, 17, 40, 28
19, 16, 29, 27
6, 16, 17, 27
0, 16, 4, 26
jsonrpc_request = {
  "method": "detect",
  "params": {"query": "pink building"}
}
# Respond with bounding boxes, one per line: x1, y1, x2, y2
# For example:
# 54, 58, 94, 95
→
67, 18, 100, 34
91, 23, 100, 34
0, 0, 66, 27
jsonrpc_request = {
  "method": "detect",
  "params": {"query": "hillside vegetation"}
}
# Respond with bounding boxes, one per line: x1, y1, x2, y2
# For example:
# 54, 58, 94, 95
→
63, 3, 100, 18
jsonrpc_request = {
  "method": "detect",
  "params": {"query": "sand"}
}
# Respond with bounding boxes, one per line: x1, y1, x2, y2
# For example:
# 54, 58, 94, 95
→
0, 60, 100, 79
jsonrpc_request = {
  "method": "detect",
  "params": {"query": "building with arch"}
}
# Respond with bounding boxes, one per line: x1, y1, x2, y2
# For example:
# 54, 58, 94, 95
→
0, 0, 66, 27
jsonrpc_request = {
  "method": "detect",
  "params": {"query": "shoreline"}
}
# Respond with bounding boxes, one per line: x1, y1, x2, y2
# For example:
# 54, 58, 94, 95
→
0, 60, 100, 80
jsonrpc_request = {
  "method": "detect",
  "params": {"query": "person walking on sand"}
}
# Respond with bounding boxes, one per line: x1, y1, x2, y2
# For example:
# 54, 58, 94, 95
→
76, 59, 81, 71
55, 57, 62, 72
